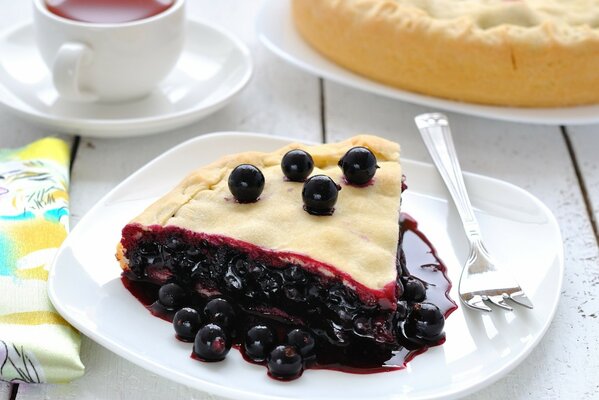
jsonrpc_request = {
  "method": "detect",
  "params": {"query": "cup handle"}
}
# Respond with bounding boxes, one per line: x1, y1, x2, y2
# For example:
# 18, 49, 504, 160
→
52, 42, 98, 102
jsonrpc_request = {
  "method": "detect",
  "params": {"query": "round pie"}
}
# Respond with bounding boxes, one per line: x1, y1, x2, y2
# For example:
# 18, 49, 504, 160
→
292, 0, 599, 107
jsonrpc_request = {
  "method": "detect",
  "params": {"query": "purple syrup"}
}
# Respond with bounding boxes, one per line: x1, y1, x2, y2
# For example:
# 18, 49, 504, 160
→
400, 213, 457, 320
122, 212, 456, 377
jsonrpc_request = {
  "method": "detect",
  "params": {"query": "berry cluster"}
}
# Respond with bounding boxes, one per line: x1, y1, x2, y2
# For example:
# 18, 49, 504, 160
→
154, 273, 444, 380
227, 146, 380, 215
162, 287, 315, 379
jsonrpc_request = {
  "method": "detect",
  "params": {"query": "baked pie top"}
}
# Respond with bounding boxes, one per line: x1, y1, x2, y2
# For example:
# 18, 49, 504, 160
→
127, 135, 402, 293
390, 0, 599, 27
333, 0, 599, 46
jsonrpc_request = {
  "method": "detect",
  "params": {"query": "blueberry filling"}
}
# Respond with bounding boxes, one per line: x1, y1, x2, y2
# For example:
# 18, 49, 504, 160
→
121, 213, 456, 379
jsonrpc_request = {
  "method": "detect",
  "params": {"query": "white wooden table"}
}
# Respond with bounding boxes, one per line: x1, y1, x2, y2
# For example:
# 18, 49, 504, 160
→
2, 1, 599, 399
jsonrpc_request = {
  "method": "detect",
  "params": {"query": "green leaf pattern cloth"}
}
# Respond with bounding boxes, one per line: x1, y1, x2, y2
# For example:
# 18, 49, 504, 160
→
0, 138, 84, 383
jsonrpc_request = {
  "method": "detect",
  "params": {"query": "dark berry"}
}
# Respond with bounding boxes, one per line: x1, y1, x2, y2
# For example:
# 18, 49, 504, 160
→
173, 307, 202, 341
281, 149, 314, 182
185, 247, 202, 258
283, 286, 305, 302
404, 302, 445, 341
396, 300, 409, 321
164, 236, 184, 251
395, 277, 404, 298
267, 345, 303, 380
244, 325, 275, 362
158, 283, 188, 309
259, 272, 282, 295
302, 175, 341, 216
204, 298, 236, 328
284, 266, 307, 283
228, 164, 265, 203
193, 324, 231, 361
338, 146, 379, 185
402, 277, 426, 302
138, 242, 158, 255
248, 263, 265, 279
353, 316, 371, 336
286, 329, 315, 357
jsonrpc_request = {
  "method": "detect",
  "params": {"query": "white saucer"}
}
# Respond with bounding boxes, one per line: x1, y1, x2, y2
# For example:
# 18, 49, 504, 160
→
257, 0, 599, 126
0, 20, 253, 138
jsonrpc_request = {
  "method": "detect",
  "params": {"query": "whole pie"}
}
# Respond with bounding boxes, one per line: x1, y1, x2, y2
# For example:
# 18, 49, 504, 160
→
117, 135, 455, 379
292, 0, 599, 107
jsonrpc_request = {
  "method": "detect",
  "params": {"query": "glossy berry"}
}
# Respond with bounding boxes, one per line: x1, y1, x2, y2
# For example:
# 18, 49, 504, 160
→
396, 300, 409, 321
286, 329, 315, 357
267, 345, 303, 380
404, 302, 445, 341
244, 325, 275, 362
302, 175, 341, 216
193, 324, 231, 361
338, 146, 379, 185
402, 277, 426, 302
228, 164, 265, 203
353, 316, 371, 336
204, 298, 236, 329
173, 307, 202, 341
281, 149, 314, 182
158, 283, 188, 309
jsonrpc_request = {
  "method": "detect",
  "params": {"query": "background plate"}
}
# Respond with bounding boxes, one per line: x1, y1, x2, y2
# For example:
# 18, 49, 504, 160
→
257, 0, 599, 126
49, 132, 563, 400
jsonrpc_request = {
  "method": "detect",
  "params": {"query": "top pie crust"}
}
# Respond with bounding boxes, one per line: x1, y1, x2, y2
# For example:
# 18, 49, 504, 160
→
385, 0, 599, 27
292, 0, 599, 107
124, 135, 402, 293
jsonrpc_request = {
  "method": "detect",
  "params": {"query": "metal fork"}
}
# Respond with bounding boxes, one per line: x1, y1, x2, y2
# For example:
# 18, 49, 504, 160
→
414, 113, 534, 312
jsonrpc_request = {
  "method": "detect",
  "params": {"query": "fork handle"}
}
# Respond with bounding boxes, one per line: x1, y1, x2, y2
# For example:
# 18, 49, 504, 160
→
415, 113, 482, 240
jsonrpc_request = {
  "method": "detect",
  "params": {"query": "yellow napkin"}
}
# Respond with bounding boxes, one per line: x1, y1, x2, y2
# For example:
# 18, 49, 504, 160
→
0, 138, 84, 383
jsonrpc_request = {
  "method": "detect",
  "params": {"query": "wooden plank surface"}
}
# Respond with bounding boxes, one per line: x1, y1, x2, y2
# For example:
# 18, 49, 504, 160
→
567, 125, 599, 234
0, 384, 11, 400
324, 81, 599, 399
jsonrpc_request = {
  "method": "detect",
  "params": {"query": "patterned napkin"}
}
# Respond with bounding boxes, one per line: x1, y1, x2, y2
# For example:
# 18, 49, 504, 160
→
0, 138, 84, 383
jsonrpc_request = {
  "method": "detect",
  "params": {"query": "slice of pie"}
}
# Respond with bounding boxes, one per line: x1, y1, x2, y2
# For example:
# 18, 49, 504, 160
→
117, 135, 452, 378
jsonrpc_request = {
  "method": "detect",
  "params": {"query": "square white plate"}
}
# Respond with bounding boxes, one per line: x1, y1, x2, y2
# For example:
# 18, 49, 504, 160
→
49, 132, 563, 399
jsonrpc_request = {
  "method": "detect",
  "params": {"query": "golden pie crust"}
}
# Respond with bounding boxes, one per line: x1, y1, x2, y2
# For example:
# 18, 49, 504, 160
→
117, 135, 402, 291
292, 0, 599, 107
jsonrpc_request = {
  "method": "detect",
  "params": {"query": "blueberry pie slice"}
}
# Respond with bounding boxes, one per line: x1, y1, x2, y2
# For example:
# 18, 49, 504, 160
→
117, 135, 455, 379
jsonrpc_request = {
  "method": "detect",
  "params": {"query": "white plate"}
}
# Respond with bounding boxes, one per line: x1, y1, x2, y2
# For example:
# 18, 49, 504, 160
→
257, 0, 599, 126
49, 132, 563, 400
0, 20, 252, 138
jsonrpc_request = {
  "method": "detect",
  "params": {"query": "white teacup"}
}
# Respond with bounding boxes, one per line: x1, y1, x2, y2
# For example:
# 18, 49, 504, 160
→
33, 0, 186, 103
